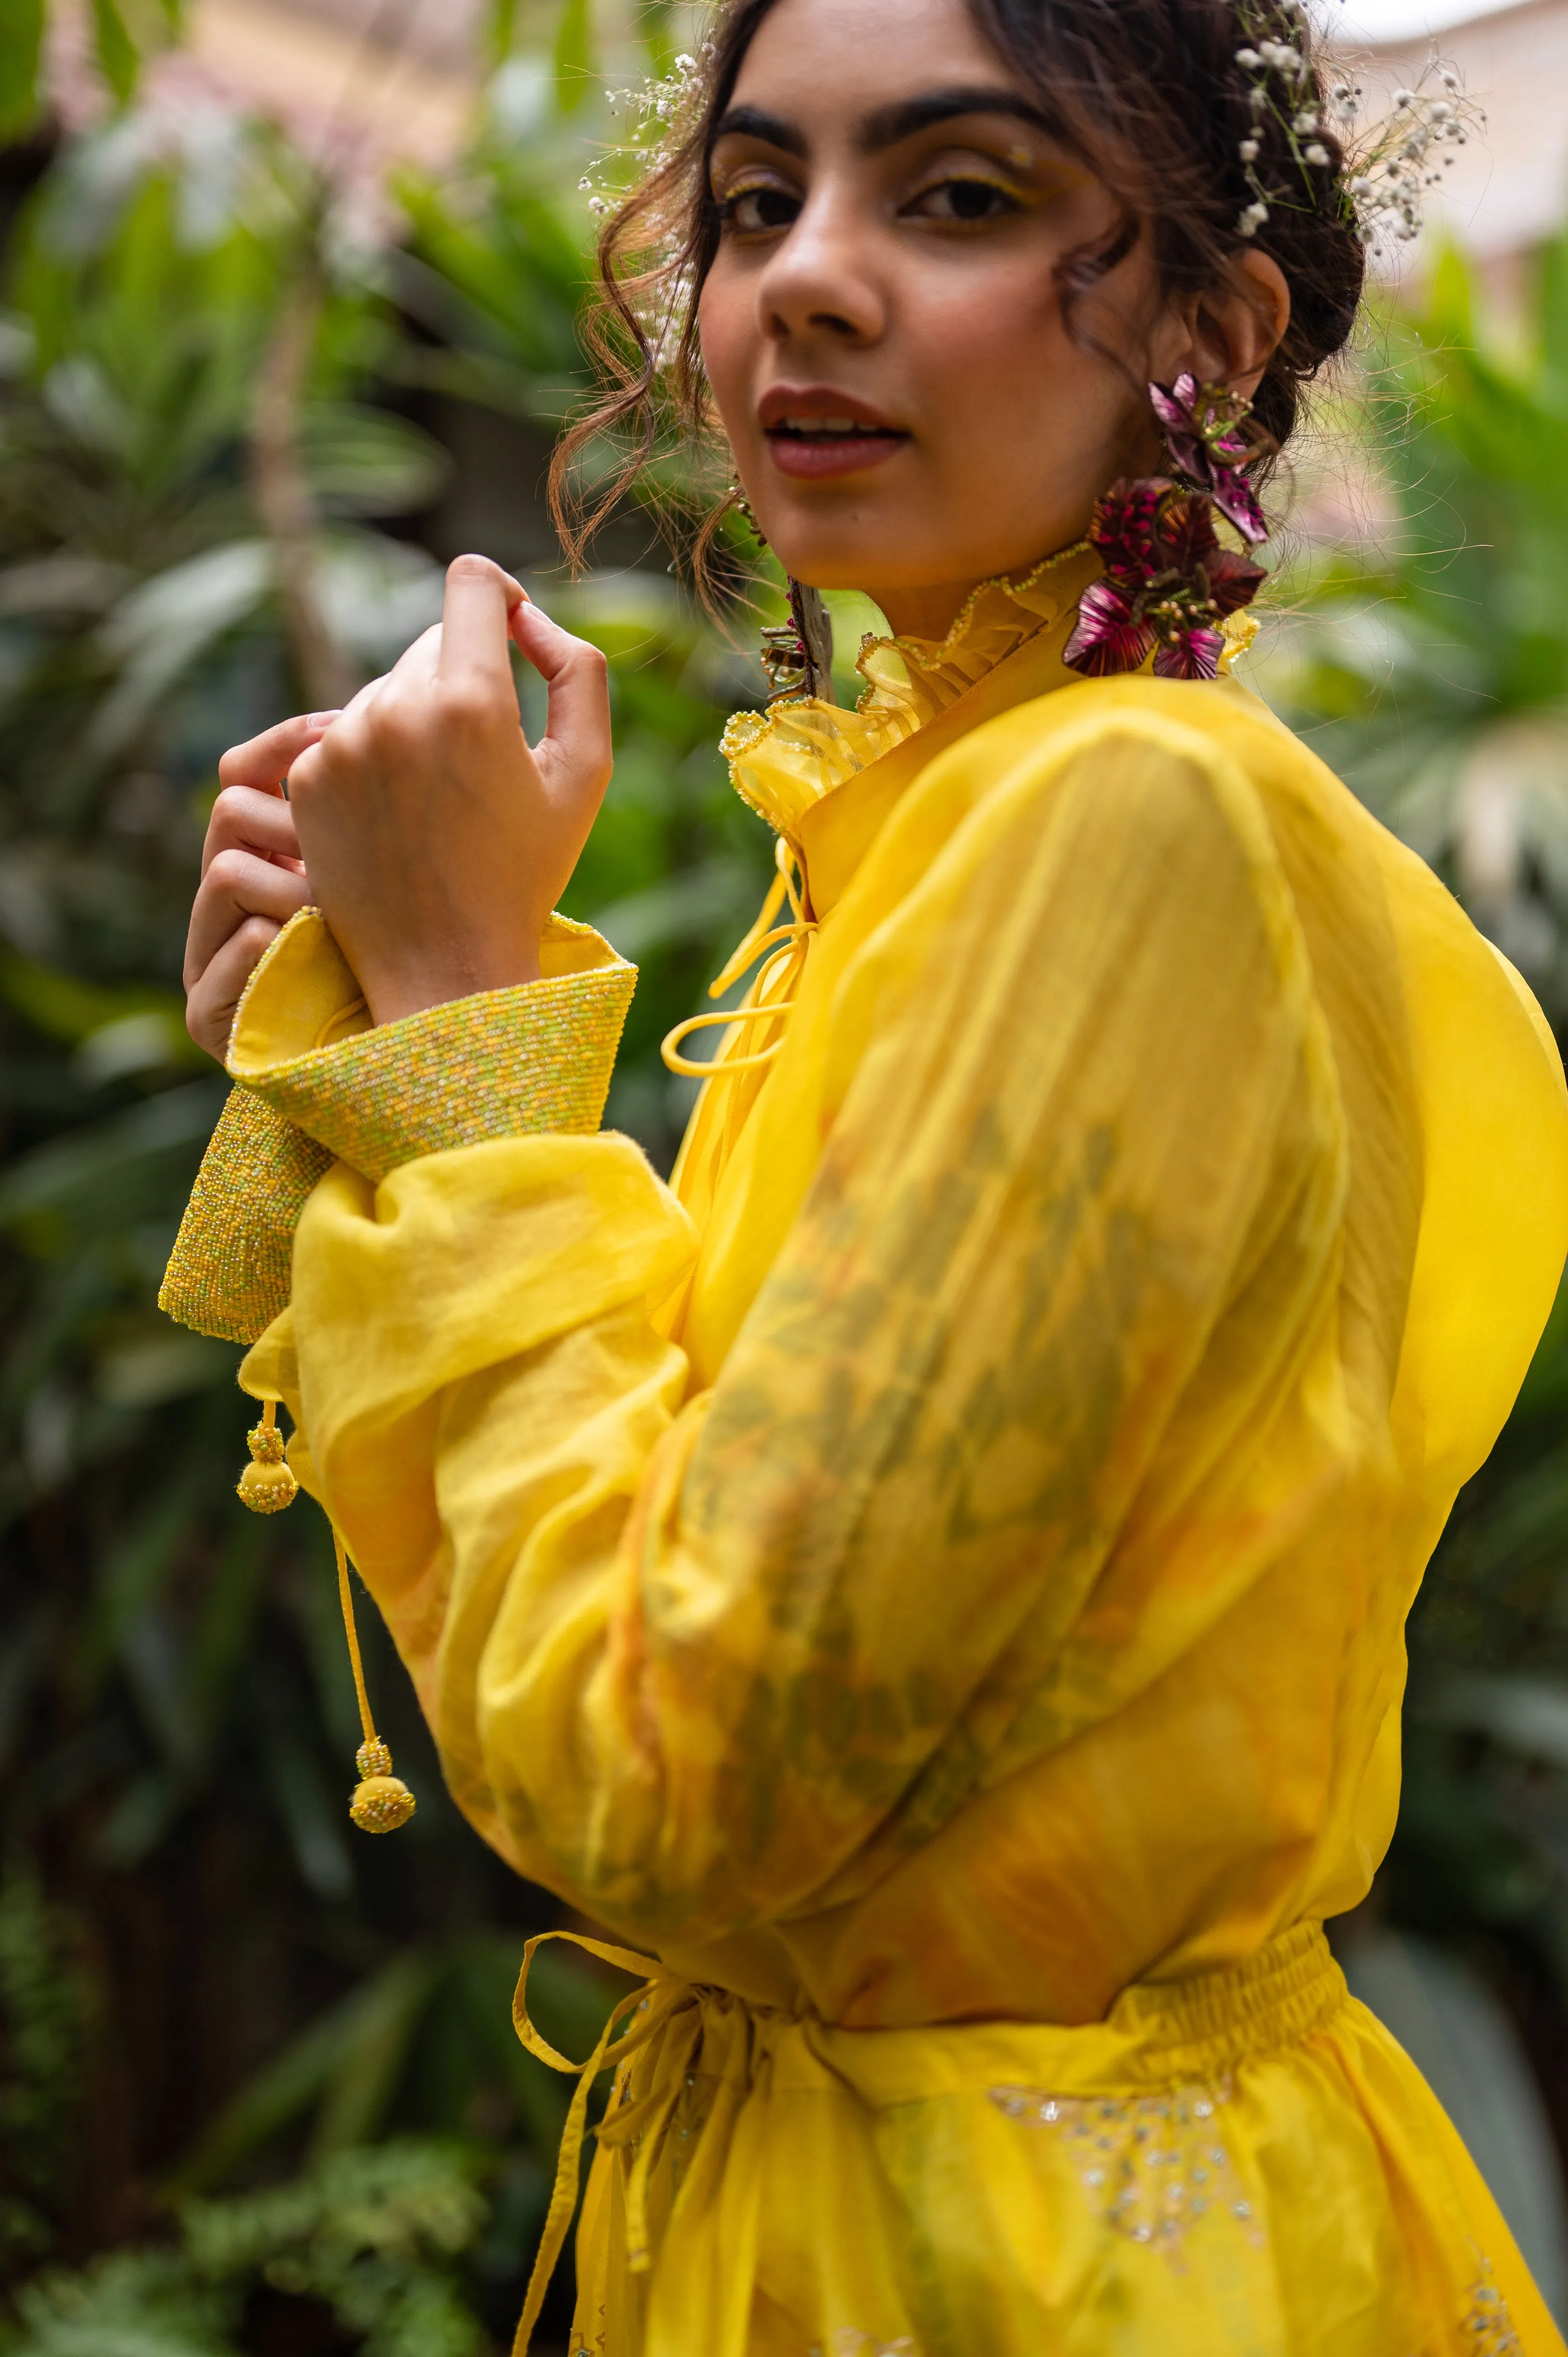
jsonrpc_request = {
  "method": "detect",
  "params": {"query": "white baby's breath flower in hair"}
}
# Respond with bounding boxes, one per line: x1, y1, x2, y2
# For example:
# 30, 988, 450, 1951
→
1226, 2, 1482, 263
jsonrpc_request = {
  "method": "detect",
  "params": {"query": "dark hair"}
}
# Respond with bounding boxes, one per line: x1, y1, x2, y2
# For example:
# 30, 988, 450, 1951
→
548, 0, 1365, 581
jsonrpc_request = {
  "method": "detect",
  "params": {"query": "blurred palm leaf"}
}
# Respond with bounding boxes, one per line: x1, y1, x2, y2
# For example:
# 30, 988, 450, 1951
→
1263, 231, 1568, 1017
0, 43, 766, 2313
1273, 246, 1568, 2276
170, 1935, 627, 2196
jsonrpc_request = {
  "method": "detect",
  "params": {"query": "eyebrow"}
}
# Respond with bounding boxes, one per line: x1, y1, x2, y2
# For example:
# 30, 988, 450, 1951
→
709, 104, 807, 156
709, 86, 1067, 161
859, 87, 1068, 152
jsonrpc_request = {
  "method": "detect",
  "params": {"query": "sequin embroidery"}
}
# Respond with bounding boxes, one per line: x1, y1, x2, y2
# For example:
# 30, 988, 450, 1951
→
988, 2075, 1262, 2263
1462, 2252, 1520, 2353
807, 2334, 917, 2356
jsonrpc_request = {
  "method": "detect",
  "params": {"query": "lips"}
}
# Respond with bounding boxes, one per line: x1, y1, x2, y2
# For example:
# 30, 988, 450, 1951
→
759, 387, 909, 480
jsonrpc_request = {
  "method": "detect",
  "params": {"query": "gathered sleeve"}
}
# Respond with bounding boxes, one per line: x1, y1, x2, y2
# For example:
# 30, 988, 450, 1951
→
242, 712, 1349, 1946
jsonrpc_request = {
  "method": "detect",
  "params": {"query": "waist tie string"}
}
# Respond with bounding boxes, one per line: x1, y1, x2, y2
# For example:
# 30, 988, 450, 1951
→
509, 1929, 681, 2356
661, 834, 817, 1079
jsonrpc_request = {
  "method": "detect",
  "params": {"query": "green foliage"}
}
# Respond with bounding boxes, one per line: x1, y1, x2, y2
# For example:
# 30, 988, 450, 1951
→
0, 32, 755, 2325
2, 0, 188, 130
170, 1933, 624, 2197
0, 122, 455, 1941
392, 97, 589, 433
1, 2141, 489, 2356
1268, 238, 1568, 2053
0, 1, 46, 147
553, 0, 599, 115
0, 1869, 88, 2272
1264, 229, 1568, 1025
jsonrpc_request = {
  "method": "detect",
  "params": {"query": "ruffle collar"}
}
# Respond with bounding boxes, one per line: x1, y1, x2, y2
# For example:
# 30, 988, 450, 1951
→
720, 546, 1095, 843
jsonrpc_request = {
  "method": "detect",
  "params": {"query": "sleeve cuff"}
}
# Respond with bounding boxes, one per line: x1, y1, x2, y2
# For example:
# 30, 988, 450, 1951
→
225, 906, 637, 1185
158, 1084, 333, 1343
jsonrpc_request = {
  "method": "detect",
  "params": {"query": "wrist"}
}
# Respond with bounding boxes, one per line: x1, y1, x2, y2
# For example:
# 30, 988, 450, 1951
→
362, 945, 544, 1026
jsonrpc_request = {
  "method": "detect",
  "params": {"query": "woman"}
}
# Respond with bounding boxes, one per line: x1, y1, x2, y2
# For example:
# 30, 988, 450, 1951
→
162, 0, 1568, 2346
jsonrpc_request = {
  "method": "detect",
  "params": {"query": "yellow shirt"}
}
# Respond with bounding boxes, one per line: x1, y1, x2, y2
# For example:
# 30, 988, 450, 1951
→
165, 561, 1568, 2356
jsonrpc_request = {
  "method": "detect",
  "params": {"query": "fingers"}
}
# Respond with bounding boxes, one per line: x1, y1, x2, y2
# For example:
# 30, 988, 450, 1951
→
437, 554, 526, 692
200, 784, 304, 881
283, 662, 404, 807
346, 625, 442, 715
185, 846, 312, 989
185, 917, 283, 1064
512, 598, 612, 799
217, 710, 340, 794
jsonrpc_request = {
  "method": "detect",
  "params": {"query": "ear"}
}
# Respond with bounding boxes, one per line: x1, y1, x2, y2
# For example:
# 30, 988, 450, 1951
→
1157, 250, 1292, 400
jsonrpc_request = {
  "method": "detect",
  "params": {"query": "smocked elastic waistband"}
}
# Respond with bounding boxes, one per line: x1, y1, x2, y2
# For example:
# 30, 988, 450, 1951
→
773, 1920, 1350, 2105
1104, 1919, 1347, 2083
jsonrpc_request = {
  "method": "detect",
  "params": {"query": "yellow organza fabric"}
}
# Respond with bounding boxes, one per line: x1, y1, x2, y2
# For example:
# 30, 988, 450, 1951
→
234, 569, 1568, 2355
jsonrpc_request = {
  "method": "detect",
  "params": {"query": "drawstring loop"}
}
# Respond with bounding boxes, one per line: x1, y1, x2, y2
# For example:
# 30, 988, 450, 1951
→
661, 835, 817, 1081
509, 1929, 681, 2355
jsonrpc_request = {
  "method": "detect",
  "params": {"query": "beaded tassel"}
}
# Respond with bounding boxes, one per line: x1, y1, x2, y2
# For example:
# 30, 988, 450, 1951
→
234, 1402, 415, 1834
236, 1399, 298, 1512
336, 1529, 416, 1834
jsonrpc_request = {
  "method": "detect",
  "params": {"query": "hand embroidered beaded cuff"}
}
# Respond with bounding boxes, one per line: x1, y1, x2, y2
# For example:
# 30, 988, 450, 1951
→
158, 905, 636, 1346
158, 1084, 332, 1344
225, 906, 636, 1184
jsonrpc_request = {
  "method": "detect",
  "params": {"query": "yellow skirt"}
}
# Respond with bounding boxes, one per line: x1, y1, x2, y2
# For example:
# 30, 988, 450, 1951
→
513, 1923, 1563, 2357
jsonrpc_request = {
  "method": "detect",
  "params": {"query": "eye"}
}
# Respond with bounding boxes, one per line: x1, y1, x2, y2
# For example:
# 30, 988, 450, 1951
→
716, 185, 802, 233
907, 175, 1023, 222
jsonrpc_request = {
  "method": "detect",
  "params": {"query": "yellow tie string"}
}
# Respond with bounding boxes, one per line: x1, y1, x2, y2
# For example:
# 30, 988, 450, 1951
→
235, 1403, 414, 1832
332, 1526, 417, 1833
509, 1929, 681, 2355
334, 1527, 377, 1749
661, 835, 817, 1080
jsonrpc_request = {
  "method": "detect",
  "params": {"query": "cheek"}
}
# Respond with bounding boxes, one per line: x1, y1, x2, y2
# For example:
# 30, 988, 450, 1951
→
903, 250, 1151, 471
697, 266, 758, 438
905, 256, 1079, 415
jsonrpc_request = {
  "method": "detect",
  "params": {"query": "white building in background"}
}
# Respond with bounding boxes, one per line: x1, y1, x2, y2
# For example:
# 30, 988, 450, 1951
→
1349, 0, 1568, 259
82, 0, 1568, 263
52, 0, 486, 177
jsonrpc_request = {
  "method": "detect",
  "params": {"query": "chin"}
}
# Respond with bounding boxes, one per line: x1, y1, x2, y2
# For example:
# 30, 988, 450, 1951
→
763, 514, 937, 592
774, 550, 895, 593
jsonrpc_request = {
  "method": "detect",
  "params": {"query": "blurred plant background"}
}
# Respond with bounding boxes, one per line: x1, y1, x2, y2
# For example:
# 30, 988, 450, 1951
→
0, 4, 779, 2347
1257, 222, 1568, 2310
3, 0, 1568, 2343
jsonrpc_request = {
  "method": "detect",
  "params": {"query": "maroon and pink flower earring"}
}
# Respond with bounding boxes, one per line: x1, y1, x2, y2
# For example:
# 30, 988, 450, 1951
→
1063, 376, 1269, 682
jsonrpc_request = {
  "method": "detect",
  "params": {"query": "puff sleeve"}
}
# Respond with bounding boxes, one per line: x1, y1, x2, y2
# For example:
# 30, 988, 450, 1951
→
242, 713, 1348, 1945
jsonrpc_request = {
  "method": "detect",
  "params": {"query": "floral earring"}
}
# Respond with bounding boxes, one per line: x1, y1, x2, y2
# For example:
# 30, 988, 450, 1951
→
732, 478, 837, 705
1063, 376, 1269, 682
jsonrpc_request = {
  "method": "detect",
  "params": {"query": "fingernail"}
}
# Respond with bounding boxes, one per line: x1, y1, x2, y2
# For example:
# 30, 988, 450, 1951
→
307, 710, 342, 727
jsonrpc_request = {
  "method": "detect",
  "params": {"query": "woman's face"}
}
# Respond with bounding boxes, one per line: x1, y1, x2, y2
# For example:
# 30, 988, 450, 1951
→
698, 0, 1200, 637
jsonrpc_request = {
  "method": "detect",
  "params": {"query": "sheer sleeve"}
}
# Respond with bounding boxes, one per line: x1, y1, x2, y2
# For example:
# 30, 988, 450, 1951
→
243, 712, 1347, 1943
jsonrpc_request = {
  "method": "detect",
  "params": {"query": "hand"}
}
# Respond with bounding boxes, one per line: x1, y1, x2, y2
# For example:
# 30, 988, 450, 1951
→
184, 712, 339, 1062
285, 555, 612, 1027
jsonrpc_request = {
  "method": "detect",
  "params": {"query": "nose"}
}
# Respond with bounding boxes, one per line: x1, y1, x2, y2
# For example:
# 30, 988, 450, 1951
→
753, 186, 887, 350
